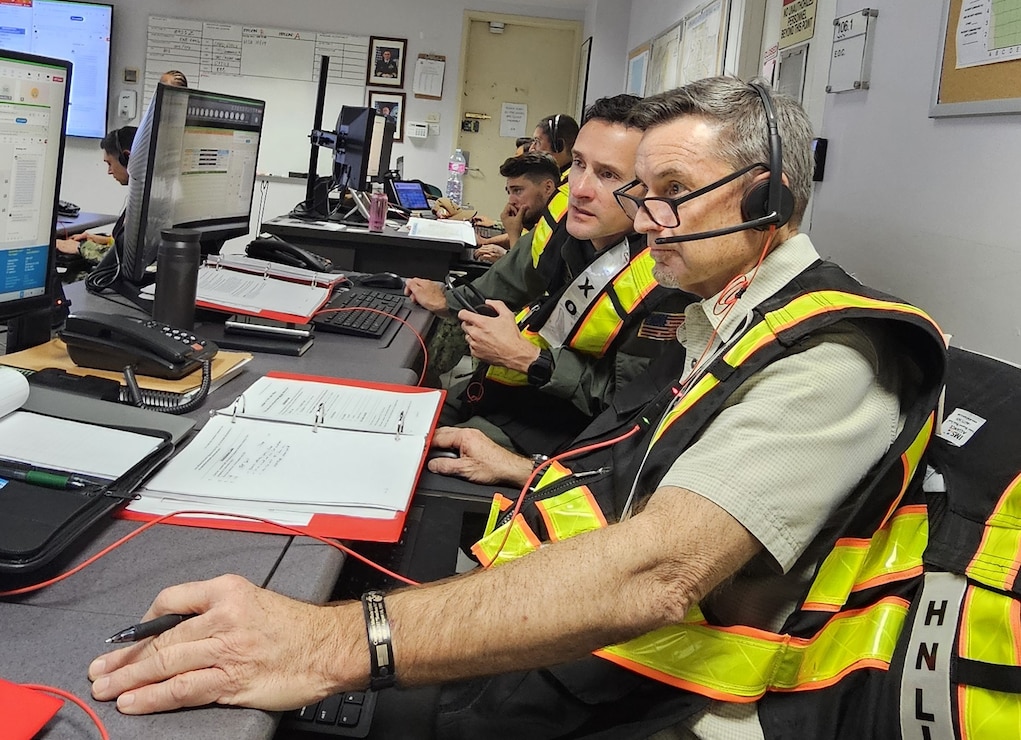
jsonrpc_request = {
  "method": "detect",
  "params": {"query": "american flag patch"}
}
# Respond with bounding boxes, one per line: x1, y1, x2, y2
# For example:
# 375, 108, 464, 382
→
637, 312, 685, 341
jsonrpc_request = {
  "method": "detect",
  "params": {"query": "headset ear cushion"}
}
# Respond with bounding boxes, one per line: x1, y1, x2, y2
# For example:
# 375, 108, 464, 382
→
740, 180, 795, 229
118, 150, 130, 167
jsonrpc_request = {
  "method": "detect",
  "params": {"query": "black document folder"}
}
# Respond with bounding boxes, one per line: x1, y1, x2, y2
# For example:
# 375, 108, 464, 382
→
0, 386, 181, 575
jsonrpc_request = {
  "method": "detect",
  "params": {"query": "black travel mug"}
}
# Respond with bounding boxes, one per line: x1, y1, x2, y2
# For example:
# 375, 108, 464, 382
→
152, 228, 201, 330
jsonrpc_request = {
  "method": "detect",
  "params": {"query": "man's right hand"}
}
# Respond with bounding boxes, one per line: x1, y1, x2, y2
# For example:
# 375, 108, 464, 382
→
501, 201, 525, 243
427, 426, 533, 486
404, 278, 451, 317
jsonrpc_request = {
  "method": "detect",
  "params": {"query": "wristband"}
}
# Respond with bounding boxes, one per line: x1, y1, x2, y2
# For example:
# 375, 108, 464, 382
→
360, 590, 396, 690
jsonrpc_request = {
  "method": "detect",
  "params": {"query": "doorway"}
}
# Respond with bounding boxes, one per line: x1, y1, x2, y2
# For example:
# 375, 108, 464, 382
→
455, 12, 581, 220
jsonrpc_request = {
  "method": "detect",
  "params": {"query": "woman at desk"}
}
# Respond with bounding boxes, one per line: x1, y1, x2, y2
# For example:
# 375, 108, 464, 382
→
56, 126, 135, 280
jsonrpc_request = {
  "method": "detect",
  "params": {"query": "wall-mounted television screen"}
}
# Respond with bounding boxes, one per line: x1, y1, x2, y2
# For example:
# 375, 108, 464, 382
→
0, 0, 112, 139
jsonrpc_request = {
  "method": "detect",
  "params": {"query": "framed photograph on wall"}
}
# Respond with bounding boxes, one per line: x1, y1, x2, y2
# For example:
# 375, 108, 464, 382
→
367, 36, 407, 88
369, 90, 405, 142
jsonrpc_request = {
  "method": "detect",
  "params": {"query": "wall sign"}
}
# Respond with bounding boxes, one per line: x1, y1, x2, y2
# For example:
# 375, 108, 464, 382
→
826, 8, 879, 93
780, 0, 817, 50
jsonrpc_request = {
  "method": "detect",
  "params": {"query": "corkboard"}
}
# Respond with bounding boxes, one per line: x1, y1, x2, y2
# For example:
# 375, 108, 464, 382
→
931, 0, 1021, 117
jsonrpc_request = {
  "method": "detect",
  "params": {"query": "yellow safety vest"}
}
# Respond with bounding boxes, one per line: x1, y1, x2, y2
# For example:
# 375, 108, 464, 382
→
530, 176, 570, 268
485, 246, 658, 387
474, 274, 947, 708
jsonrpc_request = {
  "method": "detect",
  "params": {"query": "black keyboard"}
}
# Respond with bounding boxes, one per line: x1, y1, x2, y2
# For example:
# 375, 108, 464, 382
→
283, 690, 377, 738
474, 225, 504, 239
312, 288, 408, 339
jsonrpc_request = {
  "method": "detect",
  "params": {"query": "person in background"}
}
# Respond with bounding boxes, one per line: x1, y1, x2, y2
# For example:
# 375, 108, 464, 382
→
529, 113, 578, 180
55, 126, 136, 280
159, 69, 188, 87
514, 135, 533, 156
473, 152, 560, 264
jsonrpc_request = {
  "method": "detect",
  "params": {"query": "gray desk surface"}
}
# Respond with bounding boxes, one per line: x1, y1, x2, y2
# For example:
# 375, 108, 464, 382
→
262, 215, 467, 281
55, 211, 118, 235
0, 281, 436, 739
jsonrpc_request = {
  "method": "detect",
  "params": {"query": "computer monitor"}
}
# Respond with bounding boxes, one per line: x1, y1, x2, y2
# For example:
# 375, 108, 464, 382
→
0, 50, 70, 351
120, 84, 265, 286
0, 1, 112, 139
333, 106, 393, 192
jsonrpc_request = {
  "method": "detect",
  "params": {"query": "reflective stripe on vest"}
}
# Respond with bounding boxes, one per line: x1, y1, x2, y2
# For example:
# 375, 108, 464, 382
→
472, 288, 944, 700
485, 247, 659, 387
965, 471, 1021, 593
651, 291, 939, 447
530, 183, 570, 268
957, 583, 1021, 737
596, 596, 911, 701
803, 416, 934, 612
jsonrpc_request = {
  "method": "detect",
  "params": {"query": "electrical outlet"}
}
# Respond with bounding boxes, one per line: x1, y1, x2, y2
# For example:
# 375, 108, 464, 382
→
425, 112, 440, 123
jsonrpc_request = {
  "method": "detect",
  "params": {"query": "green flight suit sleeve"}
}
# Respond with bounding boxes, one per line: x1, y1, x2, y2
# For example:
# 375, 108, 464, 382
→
445, 229, 545, 313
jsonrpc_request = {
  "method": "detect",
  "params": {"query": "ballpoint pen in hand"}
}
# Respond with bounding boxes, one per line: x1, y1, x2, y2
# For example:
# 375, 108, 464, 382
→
0, 465, 87, 490
105, 614, 195, 644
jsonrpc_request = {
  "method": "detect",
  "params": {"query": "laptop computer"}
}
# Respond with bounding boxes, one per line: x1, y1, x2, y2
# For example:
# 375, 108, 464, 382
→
390, 181, 436, 218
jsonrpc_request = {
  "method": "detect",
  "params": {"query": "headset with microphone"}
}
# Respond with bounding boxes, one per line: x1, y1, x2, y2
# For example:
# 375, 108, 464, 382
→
653, 81, 795, 246
547, 114, 564, 153
116, 127, 132, 167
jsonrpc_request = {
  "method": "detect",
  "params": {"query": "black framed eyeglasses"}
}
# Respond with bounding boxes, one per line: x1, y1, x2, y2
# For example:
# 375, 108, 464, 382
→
613, 162, 766, 228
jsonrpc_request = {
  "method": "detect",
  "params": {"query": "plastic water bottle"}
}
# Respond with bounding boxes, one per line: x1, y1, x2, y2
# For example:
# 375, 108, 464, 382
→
368, 182, 388, 232
445, 148, 466, 206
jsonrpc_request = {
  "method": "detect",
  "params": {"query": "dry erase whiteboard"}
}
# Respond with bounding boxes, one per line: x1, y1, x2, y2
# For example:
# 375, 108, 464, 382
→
144, 15, 370, 177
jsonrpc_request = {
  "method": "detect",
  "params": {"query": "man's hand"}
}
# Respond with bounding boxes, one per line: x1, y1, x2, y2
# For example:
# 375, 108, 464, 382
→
56, 238, 80, 255
404, 278, 451, 317
473, 244, 508, 264
428, 426, 533, 485
89, 574, 366, 715
501, 201, 525, 243
460, 302, 539, 373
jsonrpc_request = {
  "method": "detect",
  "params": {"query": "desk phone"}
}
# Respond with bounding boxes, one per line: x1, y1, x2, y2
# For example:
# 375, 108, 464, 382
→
60, 312, 218, 380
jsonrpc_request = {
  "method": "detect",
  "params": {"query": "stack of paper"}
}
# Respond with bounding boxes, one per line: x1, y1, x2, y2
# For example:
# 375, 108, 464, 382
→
125, 373, 444, 541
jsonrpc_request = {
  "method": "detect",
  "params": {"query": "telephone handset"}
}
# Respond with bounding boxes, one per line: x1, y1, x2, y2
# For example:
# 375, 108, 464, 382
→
60, 312, 218, 380
246, 234, 333, 273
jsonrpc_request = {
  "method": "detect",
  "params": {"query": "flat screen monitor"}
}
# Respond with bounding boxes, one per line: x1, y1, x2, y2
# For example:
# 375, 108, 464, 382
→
121, 84, 265, 285
0, 50, 69, 338
0, 1, 112, 139
333, 106, 393, 192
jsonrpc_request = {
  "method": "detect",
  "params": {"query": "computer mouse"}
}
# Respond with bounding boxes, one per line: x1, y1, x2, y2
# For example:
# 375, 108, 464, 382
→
426, 449, 460, 461
358, 272, 405, 290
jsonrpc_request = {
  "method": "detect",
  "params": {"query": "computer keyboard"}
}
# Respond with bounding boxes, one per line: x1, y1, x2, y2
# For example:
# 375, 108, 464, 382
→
475, 225, 504, 239
312, 287, 409, 339
283, 690, 377, 738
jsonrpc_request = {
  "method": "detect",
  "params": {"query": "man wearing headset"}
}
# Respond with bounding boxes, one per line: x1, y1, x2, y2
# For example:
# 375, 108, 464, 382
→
55, 126, 135, 277
89, 78, 946, 739
407, 96, 695, 454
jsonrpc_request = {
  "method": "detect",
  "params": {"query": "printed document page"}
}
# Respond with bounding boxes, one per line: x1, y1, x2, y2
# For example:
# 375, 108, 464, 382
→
235, 375, 441, 436
407, 216, 477, 246
140, 414, 423, 511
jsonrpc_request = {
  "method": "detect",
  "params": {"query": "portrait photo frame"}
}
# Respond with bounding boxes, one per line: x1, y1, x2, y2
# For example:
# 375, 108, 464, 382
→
369, 90, 406, 142
366, 36, 407, 88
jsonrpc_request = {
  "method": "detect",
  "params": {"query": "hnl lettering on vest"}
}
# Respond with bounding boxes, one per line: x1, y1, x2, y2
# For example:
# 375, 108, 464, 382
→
899, 573, 966, 740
